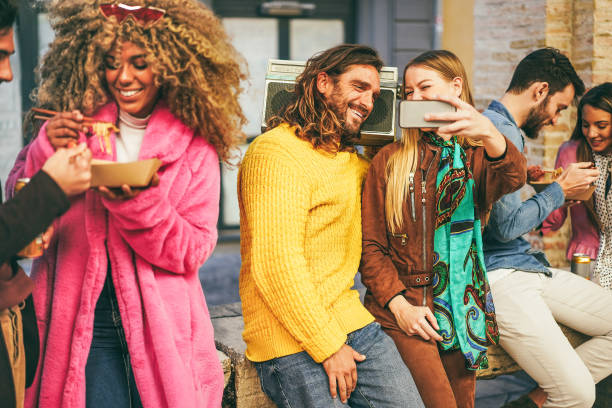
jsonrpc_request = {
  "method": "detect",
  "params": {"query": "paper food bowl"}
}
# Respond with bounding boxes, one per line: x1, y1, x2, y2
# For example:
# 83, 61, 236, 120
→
568, 184, 596, 201
529, 168, 595, 201
528, 168, 561, 194
91, 158, 162, 188
529, 181, 554, 194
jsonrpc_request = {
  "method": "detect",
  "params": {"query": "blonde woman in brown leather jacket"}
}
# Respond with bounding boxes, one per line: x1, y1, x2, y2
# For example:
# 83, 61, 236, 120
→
360, 50, 526, 408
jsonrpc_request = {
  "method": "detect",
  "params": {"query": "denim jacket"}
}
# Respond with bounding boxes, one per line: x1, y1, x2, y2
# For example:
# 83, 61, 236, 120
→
482, 100, 566, 274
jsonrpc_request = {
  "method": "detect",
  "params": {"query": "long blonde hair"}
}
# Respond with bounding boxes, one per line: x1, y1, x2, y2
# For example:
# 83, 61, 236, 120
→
385, 50, 476, 233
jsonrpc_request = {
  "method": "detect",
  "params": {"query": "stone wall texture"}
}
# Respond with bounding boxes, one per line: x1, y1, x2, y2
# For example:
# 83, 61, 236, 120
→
474, 0, 612, 267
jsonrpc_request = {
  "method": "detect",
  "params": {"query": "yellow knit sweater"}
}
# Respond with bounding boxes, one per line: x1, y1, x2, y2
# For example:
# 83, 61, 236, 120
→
238, 124, 375, 363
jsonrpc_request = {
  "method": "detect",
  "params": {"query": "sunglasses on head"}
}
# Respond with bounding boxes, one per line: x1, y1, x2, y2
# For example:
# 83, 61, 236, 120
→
100, 3, 165, 25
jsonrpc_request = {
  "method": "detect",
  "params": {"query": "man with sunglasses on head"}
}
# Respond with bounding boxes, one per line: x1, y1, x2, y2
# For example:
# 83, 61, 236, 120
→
238, 44, 424, 408
482, 47, 612, 408
0, 1, 92, 406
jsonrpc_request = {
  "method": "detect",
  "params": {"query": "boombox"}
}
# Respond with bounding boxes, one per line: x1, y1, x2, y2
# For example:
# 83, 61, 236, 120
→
261, 59, 400, 146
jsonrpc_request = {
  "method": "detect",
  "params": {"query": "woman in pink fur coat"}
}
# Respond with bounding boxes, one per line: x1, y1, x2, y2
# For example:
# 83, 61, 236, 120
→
8, 1, 246, 407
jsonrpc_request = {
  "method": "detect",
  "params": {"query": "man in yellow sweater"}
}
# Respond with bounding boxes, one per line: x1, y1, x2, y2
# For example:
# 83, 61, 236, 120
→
238, 44, 424, 408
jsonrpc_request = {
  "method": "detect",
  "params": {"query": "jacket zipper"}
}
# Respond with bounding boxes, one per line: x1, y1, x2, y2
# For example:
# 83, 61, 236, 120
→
409, 172, 416, 222
421, 149, 437, 306
390, 233, 408, 246
391, 173, 416, 246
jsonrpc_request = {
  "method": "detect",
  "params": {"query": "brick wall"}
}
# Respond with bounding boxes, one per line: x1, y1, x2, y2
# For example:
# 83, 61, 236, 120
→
473, 0, 612, 267
540, 0, 575, 267
473, 0, 552, 261
593, 0, 612, 85
571, 0, 594, 88
473, 1, 546, 111
543, 0, 612, 266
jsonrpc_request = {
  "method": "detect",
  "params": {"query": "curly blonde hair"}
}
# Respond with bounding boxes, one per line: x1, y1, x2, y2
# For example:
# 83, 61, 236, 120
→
30, 0, 247, 163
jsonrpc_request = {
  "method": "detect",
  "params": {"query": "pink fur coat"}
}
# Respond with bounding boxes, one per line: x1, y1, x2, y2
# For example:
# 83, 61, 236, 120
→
17, 102, 224, 407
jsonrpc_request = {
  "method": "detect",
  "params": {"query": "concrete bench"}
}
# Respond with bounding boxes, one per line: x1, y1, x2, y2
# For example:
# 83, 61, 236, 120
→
211, 302, 592, 407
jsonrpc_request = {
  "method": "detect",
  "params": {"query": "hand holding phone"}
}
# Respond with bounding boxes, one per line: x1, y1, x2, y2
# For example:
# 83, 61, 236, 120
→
425, 94, 503, 144
402, 94, 508, 158
398, 100, 456, 128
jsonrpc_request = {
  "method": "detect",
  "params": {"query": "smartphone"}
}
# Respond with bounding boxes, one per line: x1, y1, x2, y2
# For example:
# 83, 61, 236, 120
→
398, 100, 456, 128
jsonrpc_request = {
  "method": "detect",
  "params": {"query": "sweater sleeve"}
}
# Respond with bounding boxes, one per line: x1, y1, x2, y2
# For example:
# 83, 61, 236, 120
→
239, 151, 346, 363
101, 144, 219, 275
0, 170, 70, 265
542, 142, 575, 234
5, 143, 30, 200
360, 150, 406, 308
23, 124, 61, 178
541, 206, 568, 234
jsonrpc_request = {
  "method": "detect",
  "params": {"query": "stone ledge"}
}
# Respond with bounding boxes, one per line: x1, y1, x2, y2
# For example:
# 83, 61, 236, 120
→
218, 349, 231, 389
211, 302, 590, 406
478, 325, 590, 379
211, 303, 275, 408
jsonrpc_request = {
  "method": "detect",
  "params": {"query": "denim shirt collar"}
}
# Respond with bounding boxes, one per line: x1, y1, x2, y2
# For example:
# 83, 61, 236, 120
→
487, 100, 518, 126
486, 100, 527, 153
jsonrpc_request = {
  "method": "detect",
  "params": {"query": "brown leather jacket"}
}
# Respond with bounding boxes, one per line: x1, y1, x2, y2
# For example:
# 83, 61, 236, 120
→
360, 137, 526, 314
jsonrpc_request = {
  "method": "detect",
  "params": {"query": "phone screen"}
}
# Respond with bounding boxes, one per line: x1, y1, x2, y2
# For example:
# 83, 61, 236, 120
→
398, 100, 456, 128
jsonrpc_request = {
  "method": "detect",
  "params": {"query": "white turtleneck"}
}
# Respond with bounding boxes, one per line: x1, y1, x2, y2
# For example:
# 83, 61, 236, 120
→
115, 110, 150, 163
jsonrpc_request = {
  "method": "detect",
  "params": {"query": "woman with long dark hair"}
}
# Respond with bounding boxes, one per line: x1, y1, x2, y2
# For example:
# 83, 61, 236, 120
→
543, 82, 612, 289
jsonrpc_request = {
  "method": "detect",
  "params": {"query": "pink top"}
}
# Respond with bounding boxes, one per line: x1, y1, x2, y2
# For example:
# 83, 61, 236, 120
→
541, 140, 600, 260
12, 102, 224, 408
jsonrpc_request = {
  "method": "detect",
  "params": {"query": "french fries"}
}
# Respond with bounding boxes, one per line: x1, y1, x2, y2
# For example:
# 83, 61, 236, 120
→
32, 108, 119, 156
91, 122, 119, 156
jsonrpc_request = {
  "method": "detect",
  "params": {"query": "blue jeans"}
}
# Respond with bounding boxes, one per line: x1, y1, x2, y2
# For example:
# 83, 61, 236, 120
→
85, 276, 142, 408
255, 322, 424, 408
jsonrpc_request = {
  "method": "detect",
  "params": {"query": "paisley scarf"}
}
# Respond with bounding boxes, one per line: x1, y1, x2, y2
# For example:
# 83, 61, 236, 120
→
423, 132, 499, 370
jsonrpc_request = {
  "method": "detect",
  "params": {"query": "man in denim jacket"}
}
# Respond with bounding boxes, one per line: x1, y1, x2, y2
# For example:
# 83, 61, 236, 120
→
482, 48, 612, 408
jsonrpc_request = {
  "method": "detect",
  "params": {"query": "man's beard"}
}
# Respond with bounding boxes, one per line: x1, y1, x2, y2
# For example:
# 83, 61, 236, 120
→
328, 87, 362, 137
522, 97, 550, 139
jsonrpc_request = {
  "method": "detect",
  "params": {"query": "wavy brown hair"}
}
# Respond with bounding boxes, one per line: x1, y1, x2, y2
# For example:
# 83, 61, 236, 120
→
27, 0, 247, 163
267, 44, 383, 153
570, 82, 612, 230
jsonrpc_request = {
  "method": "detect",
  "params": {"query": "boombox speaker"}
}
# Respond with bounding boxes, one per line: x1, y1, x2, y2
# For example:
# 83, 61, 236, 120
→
261, 59, 399, 146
